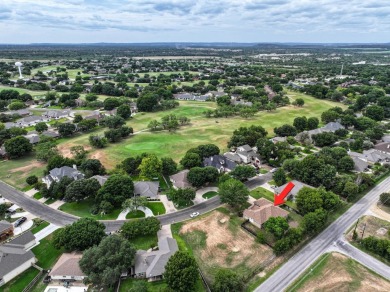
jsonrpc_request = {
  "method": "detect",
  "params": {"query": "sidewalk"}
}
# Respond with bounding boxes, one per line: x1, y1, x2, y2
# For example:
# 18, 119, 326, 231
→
194, 187, 218, 205
159, 194, 177, 214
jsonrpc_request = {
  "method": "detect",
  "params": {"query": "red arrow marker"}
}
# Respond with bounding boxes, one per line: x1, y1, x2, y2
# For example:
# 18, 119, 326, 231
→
274, 181, 295, 206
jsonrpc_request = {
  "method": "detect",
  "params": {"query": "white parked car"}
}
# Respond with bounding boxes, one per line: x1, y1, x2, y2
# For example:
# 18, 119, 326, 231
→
270, 168, 279, 173
190, 212, 200, 218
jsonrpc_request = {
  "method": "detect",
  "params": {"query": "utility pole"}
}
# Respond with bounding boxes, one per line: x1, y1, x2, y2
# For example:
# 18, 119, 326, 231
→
361, 223, 367, 239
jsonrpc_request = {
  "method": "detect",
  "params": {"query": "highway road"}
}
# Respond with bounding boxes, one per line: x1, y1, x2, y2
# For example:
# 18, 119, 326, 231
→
0, 172, 273, 232
255, 176, 390, 292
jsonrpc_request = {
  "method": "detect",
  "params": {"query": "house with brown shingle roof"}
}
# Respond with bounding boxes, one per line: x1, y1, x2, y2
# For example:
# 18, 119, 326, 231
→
49, 252, 86, 281
243, 198, 289, 228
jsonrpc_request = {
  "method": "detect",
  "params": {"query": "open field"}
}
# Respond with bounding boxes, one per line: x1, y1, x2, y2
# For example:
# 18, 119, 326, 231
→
288, 252, 390, 292
175, 209, 274, 284
0, 156, 46, 189
0, 85, 47, 97
59, 91, 343, 169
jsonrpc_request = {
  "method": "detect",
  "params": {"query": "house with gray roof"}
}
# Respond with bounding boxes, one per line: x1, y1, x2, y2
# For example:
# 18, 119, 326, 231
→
236, 145, 260, 165
275, 180, 314, 201
4, 122, 19, 129
173, 93, 194, 100
43, 110, 70, 119
350, 156, 369, 173
41, 130, 60, 138
134, 181, 159, 199
295, 122, 345, 143
16, 115, 49, 127
91, 175, 109, 186
203, 155, 237, 173
349, 149, 390, 165
133, 237, 178, 280
49, 252, 86, 282
42, 166, 85, 187
0, 231, 37, 287
23, 133, 40, 144
170, 170, 191, 189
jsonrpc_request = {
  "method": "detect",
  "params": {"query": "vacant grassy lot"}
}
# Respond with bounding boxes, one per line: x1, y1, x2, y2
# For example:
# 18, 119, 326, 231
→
0, 267, 40, 292
31, 234, 63, 270
0, 156, 46, 189
58, 198, 122, 220
347, 215, 390, 241
174, 209, 274, 285
288, 252, 390, 292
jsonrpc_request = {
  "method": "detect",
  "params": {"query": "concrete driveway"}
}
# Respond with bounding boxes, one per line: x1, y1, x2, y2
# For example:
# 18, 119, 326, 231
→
117, 206, 154, 220
194, 187, 218, 204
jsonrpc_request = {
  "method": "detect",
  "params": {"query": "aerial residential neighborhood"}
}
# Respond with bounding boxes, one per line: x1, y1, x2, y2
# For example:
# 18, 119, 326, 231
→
0, 1, 390, 292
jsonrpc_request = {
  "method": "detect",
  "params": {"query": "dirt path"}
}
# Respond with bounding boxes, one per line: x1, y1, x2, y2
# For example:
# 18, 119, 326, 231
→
369, 204, 390, 222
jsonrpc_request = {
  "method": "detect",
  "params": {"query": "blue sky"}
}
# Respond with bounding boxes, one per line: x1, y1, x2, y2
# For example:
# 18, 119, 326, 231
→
1, 0, 389, 43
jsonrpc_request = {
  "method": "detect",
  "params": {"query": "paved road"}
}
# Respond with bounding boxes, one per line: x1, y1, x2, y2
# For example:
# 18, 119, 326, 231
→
0, 172, 272, 233
255, 176, 390, 292
330, 239, 390, 280
0, 181, 78, 226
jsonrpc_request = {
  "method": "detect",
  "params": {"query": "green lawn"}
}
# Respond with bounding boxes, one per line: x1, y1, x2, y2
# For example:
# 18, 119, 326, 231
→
126, 210, 145, 219
202, 191, 218, 199
55, 92, 343, 169
250, 187, 274, 200
33, 192, 43, 200
30, 220, 50, 234
146, 202, 166, 215
130, 234, 158, 250
31, 235, 63, 270
0, 267, 40, 292
44, 198, 57, 205
119, 278, 168, 292
58, 198, 122, 220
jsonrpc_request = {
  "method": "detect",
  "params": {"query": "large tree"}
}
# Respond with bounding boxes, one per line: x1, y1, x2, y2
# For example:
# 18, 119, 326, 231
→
263, 216, 289, 239
138, 154, 162, 179
295, 187, 323, 215
64, 178, 101, 202
53, 218, 106, 251
58, 123, 76, 137
117, 104, 131, 119
302, 208, 328, 235
96, 174, 134, 207
35, 122, 48, 133
219, 178, 249, 211
161, 157, 178, 175
80, 159, 106, 177
230, 165, 256, 181
4, 136, 32, 158
164, 251, 198, 292
227, 125, 267, 148
169, 188, 196, 207
213, 269, 243, 292
180, 152, 202, 169
79, 235, 136, 288
187, 166, 219, 187
120, 217, 161, 239
122, 196, 148, 213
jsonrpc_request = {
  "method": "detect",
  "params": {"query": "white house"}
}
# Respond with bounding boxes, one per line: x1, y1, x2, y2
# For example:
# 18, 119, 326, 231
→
0, 231, 37, 286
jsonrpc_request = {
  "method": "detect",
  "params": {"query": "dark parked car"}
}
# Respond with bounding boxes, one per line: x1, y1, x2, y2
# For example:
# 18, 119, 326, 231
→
14, 217, 27, 227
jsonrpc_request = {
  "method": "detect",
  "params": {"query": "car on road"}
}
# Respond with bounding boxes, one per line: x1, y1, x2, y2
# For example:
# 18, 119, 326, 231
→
14, 217, 27, 227
190, 212, 200, 218
270, 168, 279, 173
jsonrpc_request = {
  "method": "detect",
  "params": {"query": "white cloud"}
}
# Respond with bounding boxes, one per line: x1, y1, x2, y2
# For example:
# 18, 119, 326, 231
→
0, 0, 389, 43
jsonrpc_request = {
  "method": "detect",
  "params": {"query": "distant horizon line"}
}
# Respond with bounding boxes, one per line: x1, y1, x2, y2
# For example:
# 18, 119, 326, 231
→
0, 41, 389, 45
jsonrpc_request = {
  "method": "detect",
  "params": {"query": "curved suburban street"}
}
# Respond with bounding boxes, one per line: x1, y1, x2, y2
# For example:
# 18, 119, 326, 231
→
0, 173, 273, 231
